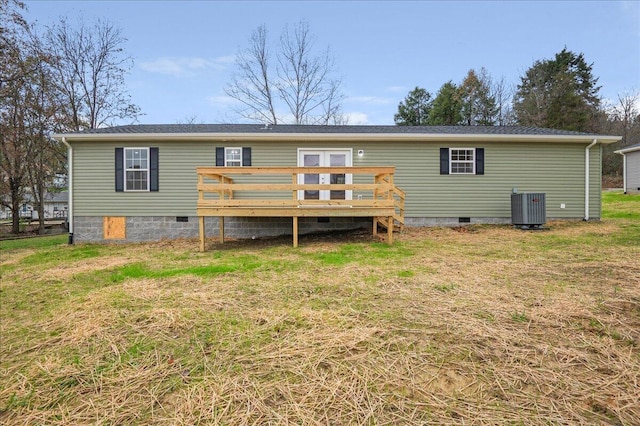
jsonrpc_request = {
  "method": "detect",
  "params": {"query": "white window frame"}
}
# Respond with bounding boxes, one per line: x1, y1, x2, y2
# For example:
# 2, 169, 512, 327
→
124, 147, 150, 191
224, 147, 243, 167
450, 148, 475, 175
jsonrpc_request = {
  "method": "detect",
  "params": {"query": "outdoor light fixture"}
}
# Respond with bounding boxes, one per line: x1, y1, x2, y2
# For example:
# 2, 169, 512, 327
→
357, 149, 364, 157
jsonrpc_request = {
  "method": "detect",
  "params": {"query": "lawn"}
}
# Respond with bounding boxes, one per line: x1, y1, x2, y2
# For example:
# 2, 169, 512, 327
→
1, 195, 639, 425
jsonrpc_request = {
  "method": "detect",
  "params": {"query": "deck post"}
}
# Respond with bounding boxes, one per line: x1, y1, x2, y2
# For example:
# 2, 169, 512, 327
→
199, 216, 205, 252
195, 166, 403, 251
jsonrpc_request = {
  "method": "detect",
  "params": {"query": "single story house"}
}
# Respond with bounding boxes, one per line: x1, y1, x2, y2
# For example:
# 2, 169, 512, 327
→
52, 124, 621, 244
0, 191, 68, 220
614, 142, 640, 194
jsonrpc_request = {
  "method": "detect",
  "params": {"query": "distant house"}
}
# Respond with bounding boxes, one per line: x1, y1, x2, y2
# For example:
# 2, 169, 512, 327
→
615, 142, 640, 194
52, 125, 620, 244
0, 191, 69, 221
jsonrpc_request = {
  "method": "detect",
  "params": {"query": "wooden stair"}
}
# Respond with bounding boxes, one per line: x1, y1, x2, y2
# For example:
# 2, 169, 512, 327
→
374, 185, 405, 235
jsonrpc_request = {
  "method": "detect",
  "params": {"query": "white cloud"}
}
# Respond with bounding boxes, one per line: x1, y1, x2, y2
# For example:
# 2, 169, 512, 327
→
346, 96, 394, 106
140, 55, 236, 77
207, 95, 240, 107
385, 86, 408, 93
343, 112, 369, 125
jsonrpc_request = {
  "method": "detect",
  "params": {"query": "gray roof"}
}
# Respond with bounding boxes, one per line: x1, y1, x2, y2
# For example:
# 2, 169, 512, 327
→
20, 191, 68, 204
615, 142, 640, 154
68, 124, 609, 137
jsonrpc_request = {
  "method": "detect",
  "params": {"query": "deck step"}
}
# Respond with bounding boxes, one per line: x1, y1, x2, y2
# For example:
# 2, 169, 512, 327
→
375, 217, 404, 233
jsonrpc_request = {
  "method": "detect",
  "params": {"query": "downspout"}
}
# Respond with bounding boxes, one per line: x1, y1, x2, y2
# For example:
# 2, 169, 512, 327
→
621, 153, 627, 193
584, 139, 598, 221
60, 137, 74, 244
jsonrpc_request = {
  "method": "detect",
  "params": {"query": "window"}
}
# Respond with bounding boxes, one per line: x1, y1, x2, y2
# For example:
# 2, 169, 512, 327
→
440, 147, 484, 175
225, 147, 242, 166
450, 148, 475, 174
216, 147, 251, 167
115, 147, 159, 192
125, 148, 149, 191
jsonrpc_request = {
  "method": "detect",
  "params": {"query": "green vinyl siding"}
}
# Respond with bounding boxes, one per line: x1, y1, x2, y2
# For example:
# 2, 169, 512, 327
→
73, 141, 215, 216
71, 139, 602, 220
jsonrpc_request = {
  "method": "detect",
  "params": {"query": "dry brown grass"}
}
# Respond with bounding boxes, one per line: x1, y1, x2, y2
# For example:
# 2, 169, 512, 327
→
1, 218, 639, 425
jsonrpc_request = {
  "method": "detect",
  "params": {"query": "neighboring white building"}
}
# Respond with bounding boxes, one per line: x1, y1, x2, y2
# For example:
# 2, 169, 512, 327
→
0, 191, 68, 220
615, 143, 640, 194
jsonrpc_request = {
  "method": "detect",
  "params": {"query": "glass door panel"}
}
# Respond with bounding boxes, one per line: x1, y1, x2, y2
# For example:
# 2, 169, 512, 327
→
329, 154, 346, 200
302, 153, 320, 200
298, 149, 352, 201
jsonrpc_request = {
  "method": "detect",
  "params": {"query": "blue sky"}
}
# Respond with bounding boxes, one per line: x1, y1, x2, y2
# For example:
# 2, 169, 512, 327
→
24, 0, 640, 125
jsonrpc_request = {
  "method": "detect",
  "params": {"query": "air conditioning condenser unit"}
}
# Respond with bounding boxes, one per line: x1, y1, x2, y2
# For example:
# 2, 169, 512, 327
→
511, 192, 546, 229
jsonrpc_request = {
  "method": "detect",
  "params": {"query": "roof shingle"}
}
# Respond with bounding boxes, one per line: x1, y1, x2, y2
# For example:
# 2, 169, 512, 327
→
70, 124, 608, 137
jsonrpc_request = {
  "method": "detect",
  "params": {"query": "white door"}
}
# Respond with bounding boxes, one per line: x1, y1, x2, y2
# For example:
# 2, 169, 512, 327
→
298, 149, 352, 200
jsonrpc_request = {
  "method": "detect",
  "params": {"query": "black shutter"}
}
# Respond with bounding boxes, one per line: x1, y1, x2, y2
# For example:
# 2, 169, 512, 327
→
475, 148, 484, 175
150, 147, 159, 191
115, 147, 124, 192
242, 147, 251, 166
216, 147, 224, 166
440, 148, 449, 175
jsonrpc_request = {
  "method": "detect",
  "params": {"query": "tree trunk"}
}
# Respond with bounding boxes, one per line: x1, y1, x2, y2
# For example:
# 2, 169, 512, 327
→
36, 187, 46, 234
10, 178, 22, 234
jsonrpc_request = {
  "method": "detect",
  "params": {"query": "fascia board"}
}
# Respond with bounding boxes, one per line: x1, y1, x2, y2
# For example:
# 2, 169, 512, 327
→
614, 145, 640, 154
53, 132, 623, 144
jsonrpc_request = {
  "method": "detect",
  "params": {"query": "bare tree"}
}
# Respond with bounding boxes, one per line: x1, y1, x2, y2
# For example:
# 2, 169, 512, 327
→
225, 25, 278, 124
225, 20, 343, 125
276, 21, 343, 124
44, 17, 140, 130
0, 0, 30, 89
1, 10, 140, 234
177, 114, 205, 125
490, 74, 515, 126
601, 89, 640, 176
610, 90, 639, 144
0, 81, 30, 233
24, 50, 66, 233
1, 0, 32, 233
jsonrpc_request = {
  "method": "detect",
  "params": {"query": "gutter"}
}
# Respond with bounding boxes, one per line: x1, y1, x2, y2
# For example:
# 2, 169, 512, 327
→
54, 132, 624, 145
614, 150, 627, 193
60, 137, 73, 244
622, 153, 627, 193
584, 139, 598, 221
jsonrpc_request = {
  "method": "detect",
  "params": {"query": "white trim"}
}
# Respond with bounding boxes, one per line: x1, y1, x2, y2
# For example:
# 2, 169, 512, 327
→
297, 148, 353, 201
224, 147, 243, 167
124, 147, 150, 192
61, 137, 73, 239
54, 132, 623, 144
584, 139, 598, 220
614, 144, 640, 155
449, 148, 475, 175
621, 153, 627, 193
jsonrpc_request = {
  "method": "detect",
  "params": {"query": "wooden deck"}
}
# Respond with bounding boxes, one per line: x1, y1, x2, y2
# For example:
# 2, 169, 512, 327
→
196, 166, 405, 251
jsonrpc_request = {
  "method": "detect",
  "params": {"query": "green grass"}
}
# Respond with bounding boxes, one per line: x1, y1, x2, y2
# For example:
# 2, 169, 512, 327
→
109, 261, 255, 282
0, 234, 67, 250
0, 194, 639, 424
602, 191, 640, 219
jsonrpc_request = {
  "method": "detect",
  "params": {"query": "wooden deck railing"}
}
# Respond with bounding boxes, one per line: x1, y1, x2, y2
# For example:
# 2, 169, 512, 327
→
196, 166, 405, 250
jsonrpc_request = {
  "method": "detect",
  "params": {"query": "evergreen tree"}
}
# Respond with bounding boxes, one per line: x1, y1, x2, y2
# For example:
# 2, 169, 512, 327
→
513, 48, 601, 131
428, 81, 463, 125
394, 86, 432, 125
